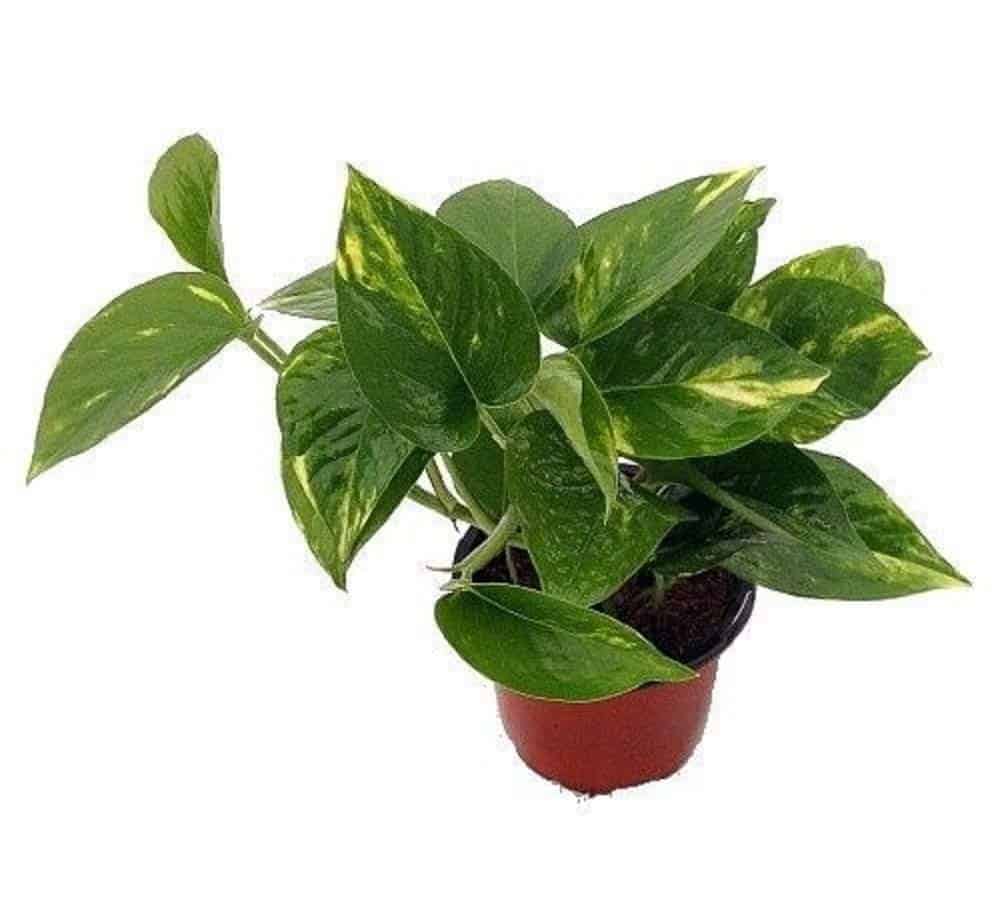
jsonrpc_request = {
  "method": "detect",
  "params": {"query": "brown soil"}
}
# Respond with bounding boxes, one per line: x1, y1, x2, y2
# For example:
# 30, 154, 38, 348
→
457, 530, 751, 667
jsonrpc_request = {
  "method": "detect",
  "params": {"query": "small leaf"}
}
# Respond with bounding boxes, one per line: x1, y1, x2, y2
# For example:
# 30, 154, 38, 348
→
667, 198, 775, 310
577, 298, 828, 459
507, 411, 687, 605
148, 135, 227, 279
531, 352, 618, 513
728, 247, 926, 442
805, 451, 968, 593
437, 179, 578, 302
261, 263, 337, 320
335, 167, 541, 452
435, 583, 695, 701
536, 168, 761, 346
276, 325, 430, 589
28, 272, 248, 481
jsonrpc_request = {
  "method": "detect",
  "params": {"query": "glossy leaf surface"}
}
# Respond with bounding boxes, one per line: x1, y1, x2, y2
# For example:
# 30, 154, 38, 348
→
435, 583, 695, 701
729, 248, 926, 442
437, 179, 577, 302
531, 353, 618, 512
148, 135, 227, 279
536, 169, 760, 346
507, 412, 687, 605
262, 263, 337, 320
28, 272, 247, 481
276, 325, 430, 589
578, 298, 828, 459
665, 444, 965, 599
335, 168, 540, 452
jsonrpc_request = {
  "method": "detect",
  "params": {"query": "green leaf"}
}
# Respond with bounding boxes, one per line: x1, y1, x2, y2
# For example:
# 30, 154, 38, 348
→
507, 411, 687, 605
148, 135, 227, 279
28, 272, 248, 481
728, 247, 926, 442
666, 198, 775, 310
530, 352, 618, 513
536, 168, 761, 346
447, 430, 505, 521
805, 451, 968, 593
658, 443, 965, 599
435, 583, 695, 701
261, 263, 337, 320
335, 167, 541, 452
577, 298, 828, 459
437, 179, 577, 302
276, 325, 430, 589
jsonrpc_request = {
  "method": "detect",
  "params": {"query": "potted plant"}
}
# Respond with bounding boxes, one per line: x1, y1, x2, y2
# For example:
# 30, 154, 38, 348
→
28, 135, 967, 794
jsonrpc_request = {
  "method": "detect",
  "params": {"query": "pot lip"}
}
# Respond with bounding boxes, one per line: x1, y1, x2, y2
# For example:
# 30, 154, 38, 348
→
453, 527, 756, 672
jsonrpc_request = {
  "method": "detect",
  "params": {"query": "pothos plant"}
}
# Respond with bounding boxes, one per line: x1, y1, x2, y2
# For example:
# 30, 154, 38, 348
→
29, 135, 967, 702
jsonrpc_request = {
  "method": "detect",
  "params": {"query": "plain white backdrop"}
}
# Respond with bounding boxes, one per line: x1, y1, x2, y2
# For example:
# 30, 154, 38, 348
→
2, 3, 996, 908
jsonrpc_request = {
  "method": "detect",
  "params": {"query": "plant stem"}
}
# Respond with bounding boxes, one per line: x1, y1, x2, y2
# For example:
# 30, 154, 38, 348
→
243, 324, 289, 372
407, 485, 479, 528
448, 508, 518, 581
441, 454, 497, 531
425, 459, 459, 515
478, 407, 507, 448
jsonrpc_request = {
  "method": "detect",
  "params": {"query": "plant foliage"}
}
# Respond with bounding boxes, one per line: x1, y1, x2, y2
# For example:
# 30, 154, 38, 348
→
29, 136, 967, 702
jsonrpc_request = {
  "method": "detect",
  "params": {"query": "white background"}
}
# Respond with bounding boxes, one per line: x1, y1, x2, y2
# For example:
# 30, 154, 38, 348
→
2, 3, 997, 908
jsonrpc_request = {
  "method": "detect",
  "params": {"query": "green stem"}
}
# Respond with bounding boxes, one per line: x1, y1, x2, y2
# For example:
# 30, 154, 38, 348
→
441, 454, 497, 531
447, 508, 518, 580
243, 324, 289, 372
478, 407, 507, 449
425, 459, 459, 514
407, 485, 480, 528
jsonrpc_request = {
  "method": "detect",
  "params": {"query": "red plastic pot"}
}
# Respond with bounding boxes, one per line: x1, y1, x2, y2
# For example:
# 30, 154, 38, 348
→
496, 582, 755, 794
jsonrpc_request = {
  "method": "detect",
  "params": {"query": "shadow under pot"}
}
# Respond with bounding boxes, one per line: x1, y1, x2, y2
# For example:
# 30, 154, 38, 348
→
453, 527, 755, 795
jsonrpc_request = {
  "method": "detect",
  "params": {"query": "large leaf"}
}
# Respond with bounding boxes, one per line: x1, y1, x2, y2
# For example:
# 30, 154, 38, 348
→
530, 352, 618, 512
437, 179, 577, 302
148, 135, 227, 279
535, 168, 760, 346
655, 443, 965, 599
507, 411, 687, 605
261, 263, 337, 320
666, 198, 775, 310
335, 167, 541, 452
277, 325, 430, 589
805, 451, 968, 593
729, 247, 926, 442
28, 272, 248, 481
435, 583, 695, 701
577, 298, 828, 459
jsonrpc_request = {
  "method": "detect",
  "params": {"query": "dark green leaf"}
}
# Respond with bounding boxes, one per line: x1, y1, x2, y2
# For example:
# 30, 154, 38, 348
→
28, 272, 248, 481
435, 583, 695, 701
531, 352, 618, 512
335, 167, 541, 452
728, 247, 926, 442
276, 325, 430, 589
536, 169, 761, 345
577, 298, 828, 459
437, 179, 577, 302
805, 451, 968, 593
148, 135, 227, 279
261, 263, 337, 320
666, 198, 775, 310
507, 411, 687, 605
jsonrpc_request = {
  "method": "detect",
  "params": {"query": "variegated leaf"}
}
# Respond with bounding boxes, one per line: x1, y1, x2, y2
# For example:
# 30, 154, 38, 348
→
261, 263, 337, 320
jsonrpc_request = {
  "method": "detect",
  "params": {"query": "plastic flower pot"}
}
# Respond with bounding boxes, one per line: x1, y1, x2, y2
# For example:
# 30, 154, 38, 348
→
495, 580, 754, 794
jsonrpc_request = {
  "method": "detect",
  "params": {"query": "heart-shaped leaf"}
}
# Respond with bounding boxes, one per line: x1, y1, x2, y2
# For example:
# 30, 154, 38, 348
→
531, 352, 618, 512
507, 411, 687, 605
261, 263, 337, 321
335, 167, 541, 452
728, 247, 926, 442
437, 179, 577, 302
28, 272, 248, 481
536, 169, 761, 346
276, 325, 430, 589
148, 135, 227, 279
435, 583, 695, 701
577, 298, 828, 459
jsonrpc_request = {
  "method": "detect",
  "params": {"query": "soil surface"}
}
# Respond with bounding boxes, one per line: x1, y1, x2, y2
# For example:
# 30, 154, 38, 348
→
457, 530, 751, 667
